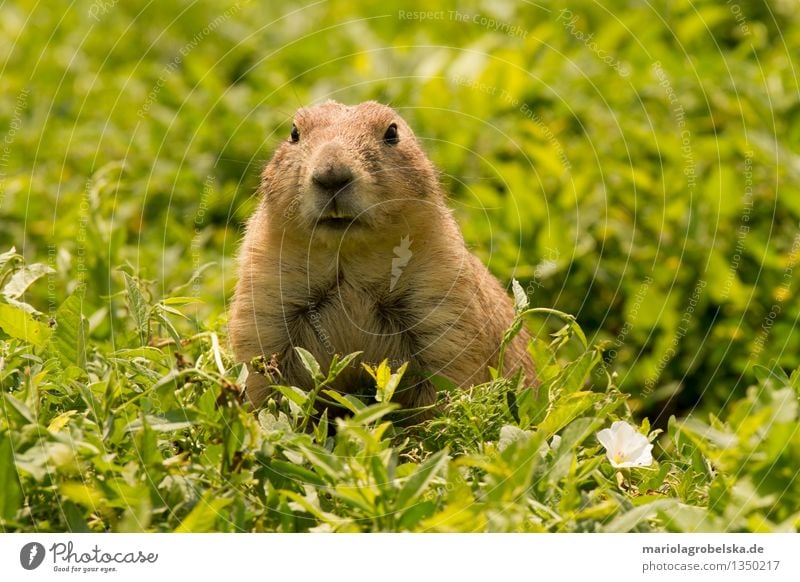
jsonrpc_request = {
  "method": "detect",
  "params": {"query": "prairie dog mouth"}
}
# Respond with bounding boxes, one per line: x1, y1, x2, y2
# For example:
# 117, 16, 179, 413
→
323, 206, 355, 220
317, 215, 358, 230
314, 198, 362, 228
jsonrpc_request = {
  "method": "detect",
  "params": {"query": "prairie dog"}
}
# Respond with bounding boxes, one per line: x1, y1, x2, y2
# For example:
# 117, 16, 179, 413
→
229, 101, 534, 420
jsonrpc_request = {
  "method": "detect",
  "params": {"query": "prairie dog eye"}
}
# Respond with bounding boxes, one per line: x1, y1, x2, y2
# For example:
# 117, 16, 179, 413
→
290, 124, 300, 143
383, 123, 399, 145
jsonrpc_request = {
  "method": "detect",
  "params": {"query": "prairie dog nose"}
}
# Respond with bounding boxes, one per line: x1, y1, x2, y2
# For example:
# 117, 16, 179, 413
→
311, 142, 354, 193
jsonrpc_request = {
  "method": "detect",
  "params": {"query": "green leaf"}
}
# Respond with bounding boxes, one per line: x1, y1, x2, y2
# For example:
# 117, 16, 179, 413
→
158, 304, 189, 319
484, 431, 547, 501
677, 418, 738, 450
512, 279, 529, 313
498, 425, 530, 451
161, 296, 201, 305
381, 362, 408, 403
752, 364, 791, 391
122, 272, 149, 344
314, 410, 329, 445
321, 389, 366, 414
49, 292, 88, 369
767, 388, 798, 424
174, 493, 232, 532
124, 412, 197, 433
280, 490, 345, 527
527, 337, 558, 382
209, 332, 226, 375
47, 410, 78, 433
332, 485, 375, 513
364, 359, 408, 403
536, 391, 604, 437
363, 359, 391, 388
560, 350, 601, 394
0, 433, 23, 521
1, 263, 54, 299
110, 347, 169, 362
60, 482, 105, 508
2, 394, 35, 425
515, 385, 548, 427
547, 418, 602, 485
327, 351, 362, 380
603, 499, 678, 532
396, 449, 449, 510
398, 501, 436, 530
295, 347, 324, 383
659, 503, 725, 533
269, 460, 326, 487
152, 309, 181, 345
349, 402, 398, 425
272, 385, 309, 407
370, 454, 391, 497
0, 247, 18, 271
297, 444, 344, 479
0, 303, 51, 347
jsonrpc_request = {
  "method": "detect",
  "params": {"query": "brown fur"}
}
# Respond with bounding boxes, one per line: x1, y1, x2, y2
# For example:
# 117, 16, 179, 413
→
229, 101, 535, 421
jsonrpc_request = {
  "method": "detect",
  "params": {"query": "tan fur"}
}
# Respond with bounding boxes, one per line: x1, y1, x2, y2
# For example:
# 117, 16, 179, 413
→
229, 101, 534, 421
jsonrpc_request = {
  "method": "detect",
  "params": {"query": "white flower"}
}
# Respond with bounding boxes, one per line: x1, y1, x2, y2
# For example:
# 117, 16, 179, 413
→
596, 421, 653, 468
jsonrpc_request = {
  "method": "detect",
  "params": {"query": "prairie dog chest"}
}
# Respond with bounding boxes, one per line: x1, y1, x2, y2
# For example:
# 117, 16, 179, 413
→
282, 277, 421, 372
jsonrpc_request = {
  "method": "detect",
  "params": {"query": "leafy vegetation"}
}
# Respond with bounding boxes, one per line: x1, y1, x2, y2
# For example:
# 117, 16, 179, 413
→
1, 252, 798, 532
1, 0, 799, 531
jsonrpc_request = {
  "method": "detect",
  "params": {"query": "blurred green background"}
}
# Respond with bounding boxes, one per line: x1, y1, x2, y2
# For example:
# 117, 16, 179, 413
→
1, 0, 798, 421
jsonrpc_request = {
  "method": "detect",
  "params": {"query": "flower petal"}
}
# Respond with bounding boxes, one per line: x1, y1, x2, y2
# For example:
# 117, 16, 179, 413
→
624, 440, 650, 460
596, 428, 615, 450
613, 445, 654, 468
611, 420, 638, 439
613, 459, 636, 468
597, 421, 654, 468
631, 444, 654, 466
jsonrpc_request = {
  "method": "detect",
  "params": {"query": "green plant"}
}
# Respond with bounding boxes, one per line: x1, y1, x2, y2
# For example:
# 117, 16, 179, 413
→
2, 254, 797, 532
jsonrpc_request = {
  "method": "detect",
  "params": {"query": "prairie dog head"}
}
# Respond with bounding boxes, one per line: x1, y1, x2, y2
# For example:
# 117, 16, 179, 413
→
261, 101, 442, 241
